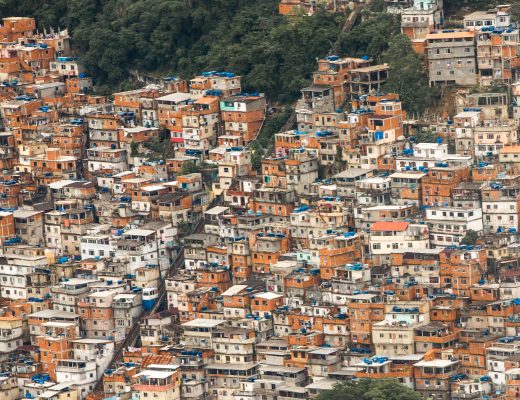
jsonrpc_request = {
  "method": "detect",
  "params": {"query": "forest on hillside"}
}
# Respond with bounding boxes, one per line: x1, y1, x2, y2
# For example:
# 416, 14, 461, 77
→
0, 0, 435, 112
0, 0, 341, 102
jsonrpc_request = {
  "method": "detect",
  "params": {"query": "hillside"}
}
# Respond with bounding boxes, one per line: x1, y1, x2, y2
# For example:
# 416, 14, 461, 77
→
0, 1, 441, 115
0, 0, 344, 102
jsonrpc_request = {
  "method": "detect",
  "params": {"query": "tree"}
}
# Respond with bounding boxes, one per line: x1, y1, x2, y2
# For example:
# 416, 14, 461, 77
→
336, 15, 437, 115
413, 129, 437, 144
2, 0, 342, 103
143, 135, 176, 161
443, 0, 494, 15
130, 141, 139, 157
368, 0, 385, 13
180, 161, 199, 175
512, 4, 520, 24
317, 379, 422, 400
177, 220, 192, 236
461, 230, 479, 246
336, 13, 401, 62
447, 138, 456, 154
143, 136, 162, 153
250, 106, 293, 172
382, 34, 439, 115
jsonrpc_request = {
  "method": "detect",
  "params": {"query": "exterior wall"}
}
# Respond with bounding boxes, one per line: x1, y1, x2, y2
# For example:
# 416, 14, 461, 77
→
427, 33, 477, 86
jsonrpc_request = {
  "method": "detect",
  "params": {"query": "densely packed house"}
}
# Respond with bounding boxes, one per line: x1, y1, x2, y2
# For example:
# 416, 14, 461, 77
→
5, 5, 520, 400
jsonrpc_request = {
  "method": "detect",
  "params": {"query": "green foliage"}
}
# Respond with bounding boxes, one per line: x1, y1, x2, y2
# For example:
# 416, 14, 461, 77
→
512, 4, 520, 23
336, 15, 435, 114
0, 0, 70, 28
143, 136, 163, 153
143, 135, 175, 161
1, 0, 341, 103
4, 0, 444, 114
461, 230, 479, 246
413, 129, 438, 144
251, 149, 263, 171
382, 34, 439, 114
368, 0, 385, 13
180, 161, 200, 175
488, 84, 509, 93
177, 220, 192, 236
336, 13, 401, 62
443, 0, 494, 15
251, 106, 293, 170
448, 138, 456, 154
192, 5, 342, 103
317, 379, 423, 400
130, 141, 139, 157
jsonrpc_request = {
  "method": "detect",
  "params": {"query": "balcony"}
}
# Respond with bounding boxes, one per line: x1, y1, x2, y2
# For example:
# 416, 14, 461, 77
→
179, 357, 205, 367
89, 132, 117, 142
133, 383, 176, 392
52, 286, 89, 295
56, 361, 93, 373
452, 391, 485, 399
308, 356, 338, 366
27, 280, 51, 288
356, 366, 412, 379
213, 337, 255, 345
506, 316, 520, 327
113, 300, 134, 309
429, 227, 464, 235
77, 300, 90, 307
401, 20, 431, 28
88, 155, 125, 163
0, 331, 20, 342
296, 98, 334, 114
415, 331, 459, 343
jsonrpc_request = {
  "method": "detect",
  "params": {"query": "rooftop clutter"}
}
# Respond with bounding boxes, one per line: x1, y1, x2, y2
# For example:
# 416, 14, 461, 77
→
3, 8, 520, 400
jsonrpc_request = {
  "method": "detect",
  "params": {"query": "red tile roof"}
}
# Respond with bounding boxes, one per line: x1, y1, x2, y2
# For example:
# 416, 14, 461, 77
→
142, 354, 175, 367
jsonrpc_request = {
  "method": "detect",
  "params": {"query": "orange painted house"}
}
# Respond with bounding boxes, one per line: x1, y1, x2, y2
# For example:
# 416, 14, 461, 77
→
251, 232, 290, 275
422, 166, 471, 207
318, 234, 362, 280
220, 95, 266, 144
439, 248, 487, 297
250, 292, 284, 317
0, 17, 36, 41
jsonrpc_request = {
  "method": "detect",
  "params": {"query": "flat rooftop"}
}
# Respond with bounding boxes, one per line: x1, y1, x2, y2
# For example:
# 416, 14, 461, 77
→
182, 318, 226, 328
